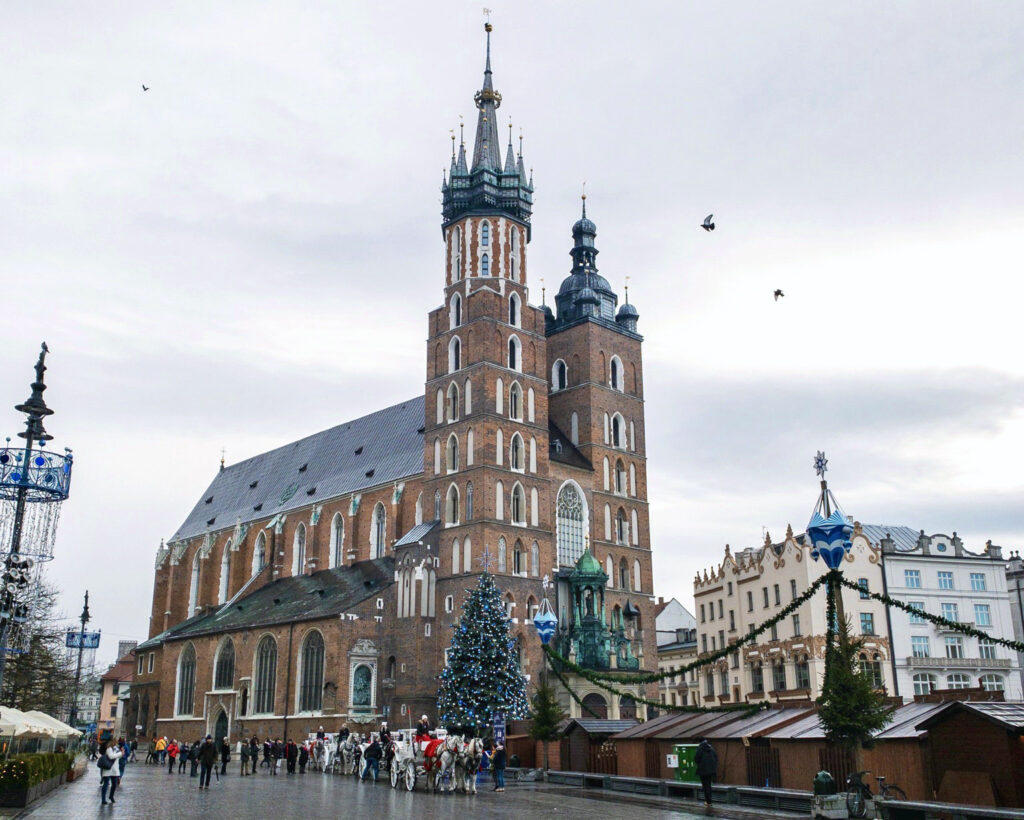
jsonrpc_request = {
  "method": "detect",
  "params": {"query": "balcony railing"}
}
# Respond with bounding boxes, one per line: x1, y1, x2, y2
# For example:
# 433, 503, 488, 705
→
905, 656, 1011, 669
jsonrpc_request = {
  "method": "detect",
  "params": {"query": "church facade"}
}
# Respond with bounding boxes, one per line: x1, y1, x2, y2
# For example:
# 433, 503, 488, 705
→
130, 24, 658, 743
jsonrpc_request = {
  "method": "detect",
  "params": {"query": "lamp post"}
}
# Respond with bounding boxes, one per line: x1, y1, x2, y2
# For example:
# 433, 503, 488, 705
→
67, 591, 91, 727
0, 343, 74, 697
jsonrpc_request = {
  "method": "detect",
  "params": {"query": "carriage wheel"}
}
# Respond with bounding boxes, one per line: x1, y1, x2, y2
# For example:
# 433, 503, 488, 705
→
405, 764, 416, 792
390, 764, 399, 788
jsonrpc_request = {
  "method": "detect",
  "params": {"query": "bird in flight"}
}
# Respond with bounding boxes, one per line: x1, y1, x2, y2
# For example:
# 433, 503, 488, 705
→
142, 84, 149, 91
773, 289, 784, 301
701, 214, 715, 232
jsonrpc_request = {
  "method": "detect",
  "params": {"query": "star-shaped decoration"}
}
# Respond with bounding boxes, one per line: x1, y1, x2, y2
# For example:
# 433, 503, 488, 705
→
813, 451, 828, 477
478, 546, 493, 572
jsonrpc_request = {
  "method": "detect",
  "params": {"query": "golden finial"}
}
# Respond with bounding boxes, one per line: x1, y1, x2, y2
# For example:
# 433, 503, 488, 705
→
582, 180, 587, 201
518, 128, 523, 156
450, 129, 455, 156
220, 447, 226, 470
459, 115, 464, 145
540, 277, 546, 305
624, 275, 630, 303
483, 7, 492, 29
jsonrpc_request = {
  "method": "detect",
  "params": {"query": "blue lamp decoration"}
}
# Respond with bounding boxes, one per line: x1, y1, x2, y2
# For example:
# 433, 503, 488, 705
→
806, 451, 851, 570
533, 574, 558, 645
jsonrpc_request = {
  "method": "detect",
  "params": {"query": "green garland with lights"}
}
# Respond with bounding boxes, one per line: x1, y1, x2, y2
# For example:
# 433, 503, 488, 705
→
543, 573, 829, 686
822, 571, 839, 695
835, 575, 1024, 653
544, 652, 602, 718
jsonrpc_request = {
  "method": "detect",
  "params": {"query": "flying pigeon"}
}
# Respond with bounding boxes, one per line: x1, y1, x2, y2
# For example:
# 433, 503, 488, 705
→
701, 214, 715, 232
142, 84, 149, 91
774, 289, 784, 301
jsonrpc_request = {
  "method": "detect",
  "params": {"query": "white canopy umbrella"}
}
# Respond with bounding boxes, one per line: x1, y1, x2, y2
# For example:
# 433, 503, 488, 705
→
24, 711, 82, 738
0, 707, 56, 738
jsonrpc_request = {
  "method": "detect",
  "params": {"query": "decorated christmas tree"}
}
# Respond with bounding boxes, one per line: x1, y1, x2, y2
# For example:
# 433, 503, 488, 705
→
437, 571, 530, 731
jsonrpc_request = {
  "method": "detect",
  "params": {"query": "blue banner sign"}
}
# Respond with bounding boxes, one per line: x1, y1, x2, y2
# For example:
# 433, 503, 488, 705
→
66, 631, 101, 649
493, 711, 506, 746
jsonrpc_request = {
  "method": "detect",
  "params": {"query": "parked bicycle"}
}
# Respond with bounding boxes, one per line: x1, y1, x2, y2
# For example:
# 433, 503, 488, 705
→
845, 770, 907, 817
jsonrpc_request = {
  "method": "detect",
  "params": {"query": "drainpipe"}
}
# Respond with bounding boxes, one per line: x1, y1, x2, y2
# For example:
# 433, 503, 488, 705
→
879, 544, 899, 698
283, 622, 295, 741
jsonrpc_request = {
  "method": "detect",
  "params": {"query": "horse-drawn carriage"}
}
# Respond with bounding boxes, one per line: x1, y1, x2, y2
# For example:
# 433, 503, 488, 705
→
387, 731, 485, 794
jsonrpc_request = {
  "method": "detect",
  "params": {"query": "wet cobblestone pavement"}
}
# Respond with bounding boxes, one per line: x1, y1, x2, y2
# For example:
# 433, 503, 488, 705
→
16, 760, 802, 819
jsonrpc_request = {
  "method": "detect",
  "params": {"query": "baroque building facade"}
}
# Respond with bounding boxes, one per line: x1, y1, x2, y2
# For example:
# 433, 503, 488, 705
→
129, 25, 658, 743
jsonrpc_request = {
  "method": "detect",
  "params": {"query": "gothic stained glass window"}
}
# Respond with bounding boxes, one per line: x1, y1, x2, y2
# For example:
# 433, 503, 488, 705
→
299, 631, 325, 712
352, 665, 372, 707
176, 644, 196, 715
372, 503, 387, 558
254, 636, 278, 714
214, 639, 234, 690
557, 483, 585, 566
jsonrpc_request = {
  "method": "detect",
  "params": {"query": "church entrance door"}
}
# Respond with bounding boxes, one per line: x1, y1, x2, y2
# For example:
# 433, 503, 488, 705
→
214, 710, 228, 743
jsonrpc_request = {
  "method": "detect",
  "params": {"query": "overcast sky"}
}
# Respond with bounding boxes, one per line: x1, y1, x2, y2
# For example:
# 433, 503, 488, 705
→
3, 2, 1023, 669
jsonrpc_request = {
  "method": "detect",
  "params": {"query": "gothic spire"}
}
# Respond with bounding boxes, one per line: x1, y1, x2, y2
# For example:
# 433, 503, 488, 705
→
471, 22, 503, 172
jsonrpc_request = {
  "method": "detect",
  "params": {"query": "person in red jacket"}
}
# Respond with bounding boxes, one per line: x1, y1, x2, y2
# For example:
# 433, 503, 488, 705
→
166, 740, 179, 774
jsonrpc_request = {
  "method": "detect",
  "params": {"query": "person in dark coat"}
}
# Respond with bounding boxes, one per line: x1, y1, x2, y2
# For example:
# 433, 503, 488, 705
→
361, 737, 382, 782
188, 740, 200, 776
240, 739, 250, 776
298, 742, 309, 774
198, 735, 218, 789
250, 737, 260, 774
491, 742, 506, 792
694, 737, 718, 806
220, 737, 230, 775
285, 739, 298, 774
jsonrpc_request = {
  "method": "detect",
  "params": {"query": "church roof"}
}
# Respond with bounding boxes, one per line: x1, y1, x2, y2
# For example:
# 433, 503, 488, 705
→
394, 520, 440, 547
548, 421, 592, 471
171, 397, 425, 543
160, 558, 395, 642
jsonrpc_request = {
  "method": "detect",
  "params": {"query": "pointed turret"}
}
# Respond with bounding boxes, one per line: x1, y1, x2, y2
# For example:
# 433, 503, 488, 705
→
471, 23, 503, 172
503, 123, 517, 174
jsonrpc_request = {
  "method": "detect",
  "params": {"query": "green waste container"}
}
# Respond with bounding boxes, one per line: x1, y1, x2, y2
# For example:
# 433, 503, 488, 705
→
672, 744, 698, 781
813, 770, 837, 796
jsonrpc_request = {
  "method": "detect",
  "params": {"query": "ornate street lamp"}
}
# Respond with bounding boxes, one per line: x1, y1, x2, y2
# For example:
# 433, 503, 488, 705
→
0, 343, 74, 695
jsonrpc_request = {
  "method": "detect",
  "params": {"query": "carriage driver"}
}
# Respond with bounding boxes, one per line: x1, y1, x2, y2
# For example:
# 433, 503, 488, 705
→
415, 715, 432, 751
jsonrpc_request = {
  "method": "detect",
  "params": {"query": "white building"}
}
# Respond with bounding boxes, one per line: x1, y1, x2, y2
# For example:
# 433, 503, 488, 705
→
1007, 551, 1024, 695
881, 531, 1023, 700
654, 597, 696, 648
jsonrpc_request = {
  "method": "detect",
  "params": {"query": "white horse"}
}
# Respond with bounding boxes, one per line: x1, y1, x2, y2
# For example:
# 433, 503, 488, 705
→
454, 736, 485, 794
428, 734, 461, 794
341, 734, 362, 776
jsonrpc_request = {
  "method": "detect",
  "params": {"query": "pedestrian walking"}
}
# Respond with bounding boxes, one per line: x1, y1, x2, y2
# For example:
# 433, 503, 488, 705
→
116, 737, 128, 785
695, 736, 718, 807
361, 736, 382, 782
129, 737, 138, 762
188, 739, 200, 776
178, 739, 189, 774
166, 739, 178, 774
250, 737, 259, 774
286, 739, 298, 774
155, 736, 166, 764
298, 742, 309, 774
262, 738, 272, 769
240, 739, 249, 776
98, 740, 123, 805
491, 742, 506, 792
198, 734, 217, 789
220, 736, 230, 775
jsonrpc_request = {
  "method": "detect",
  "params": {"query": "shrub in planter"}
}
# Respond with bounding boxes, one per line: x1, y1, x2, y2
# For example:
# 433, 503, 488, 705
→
0, 752, 75, 794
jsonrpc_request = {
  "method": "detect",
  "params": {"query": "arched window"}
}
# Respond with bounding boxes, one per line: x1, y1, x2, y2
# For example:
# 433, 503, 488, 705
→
466, 483, 474, 519
616, 509, 628, 544
946, 673, 971, 690
292, 523, 306, 576
513, 541, 523, 575
252, 532, 267, 575
510, 228, 519, 281
218, 541, 231, 604
509, 293, 521, 327
510, 433, 524, 472
604, 503, 612, 541
415, 492, 423, 525
631, 509, 639, 545
509, 382, 522, 420
630, 420, 636, 451
433, 438, 441, 474
450, 293, 462, 328
446, 484, 460, 525
451, 225, 462, 281
298, 631, 325, 712
372, 503, 386, 558
496, 428, 504, 465
434, 490, 441, 520
253, 636, 278, 714
448, 336, 461, 373
498, 537, 507, 572
464, 379, 472, 414
615, 460, 626, 494
495, 378, 504, 413
447, 382, 459, 421
531, 541, 539, 577
481, 220, 490, 246
511, 483, 526, 524
570, 412, 579, 445
552, 359, 567, 391
602, 457, 610, 491
605, 555, 614, 586
604, 412, 610, 443
527, 388, 535, 422
508, 335, 521, 371
530, 487, 539, 526
556, 482, 586, 566
581, 693, 607, 719
176, 644, 196, 716
979, 674, 1005, 692
633, 559, 642, 592
481, 253, 490, 276
495, 481, 504, 520
214, 639, 235, 690
612, 414, 624, 448
529, 438, 537, 473
330, 513, 345, 568
467, 428, 474, 466
452, 539, 461, 574
629, 464, 636, 496
610, 355, 623, 391
446, 434, 460, 472
619, 558, 629, 590
435, 388, 443, 424
913, 673, 937, 696
620, 696, 637, 720
188, 552, 200, 615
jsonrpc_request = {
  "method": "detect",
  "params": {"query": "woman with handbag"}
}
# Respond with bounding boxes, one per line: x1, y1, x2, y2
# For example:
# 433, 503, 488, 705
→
98, 740, 123, 805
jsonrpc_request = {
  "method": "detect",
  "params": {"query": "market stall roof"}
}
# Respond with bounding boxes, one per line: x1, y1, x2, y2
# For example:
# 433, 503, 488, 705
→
703, 706, 817, 739
24, 710, 82, 738
0, 707, 55, 738
915, 701, 1024, 734
613, 710, 746, 741
561, 719, 638, 737
761, 701, 950, 741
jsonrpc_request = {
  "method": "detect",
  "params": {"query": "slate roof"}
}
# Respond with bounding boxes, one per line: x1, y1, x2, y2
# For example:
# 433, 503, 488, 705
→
561, 719, 638, 736
171, 397, 425, 542
394, 521, 439, 547
761, 701, 950, 740
916, 701, 1024, 733
548, 421, 592, 471
148, 559, 395, 644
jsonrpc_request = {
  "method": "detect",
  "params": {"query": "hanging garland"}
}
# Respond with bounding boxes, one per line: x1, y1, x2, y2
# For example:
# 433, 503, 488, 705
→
545, 652, 602, 718
822, 570, 839, 696
543, 573, 830, 686
835, 575, 1024, 653
546, 646, 762, 716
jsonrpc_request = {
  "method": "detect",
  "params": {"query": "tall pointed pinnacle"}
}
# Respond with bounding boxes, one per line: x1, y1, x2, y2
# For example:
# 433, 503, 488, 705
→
503, 120, 517, 174
471, 21, 503, 172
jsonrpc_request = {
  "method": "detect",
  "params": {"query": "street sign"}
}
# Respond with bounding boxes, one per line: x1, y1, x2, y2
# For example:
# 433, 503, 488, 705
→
666, 754, 678, 768
66, 631, 101, 649
493, 711, 506, 746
